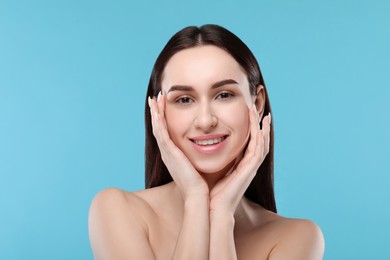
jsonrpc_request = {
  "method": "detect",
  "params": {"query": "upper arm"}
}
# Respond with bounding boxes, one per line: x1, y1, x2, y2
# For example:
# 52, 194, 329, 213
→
269, 219, 325, 260
88, 188, 156, 260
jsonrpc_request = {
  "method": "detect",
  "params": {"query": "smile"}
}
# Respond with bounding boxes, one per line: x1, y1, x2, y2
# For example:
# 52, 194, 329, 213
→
189, 135, 229, 154
193, 137, 226, 146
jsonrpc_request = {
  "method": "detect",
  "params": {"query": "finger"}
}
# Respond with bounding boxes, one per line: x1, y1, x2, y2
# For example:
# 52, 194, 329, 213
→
149, 94, 206, 195
244, 106, 260, 157
260, 113, 271, 157
229, 107, 259, 182
248, 112, 272, 166
149, 96, 160, 136
158, 90, 166, 113
150, 96, 170, 154
257, 125, 265, 159
149, 94, 181, 159
154, 93, 172, 149
220, 111, 270, 201
238, 108, 266, 175
157, 91, 163, 114
157, 91, 167, 130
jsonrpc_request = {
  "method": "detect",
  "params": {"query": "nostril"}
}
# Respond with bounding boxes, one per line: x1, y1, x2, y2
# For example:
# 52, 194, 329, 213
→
194, 114, 218, 129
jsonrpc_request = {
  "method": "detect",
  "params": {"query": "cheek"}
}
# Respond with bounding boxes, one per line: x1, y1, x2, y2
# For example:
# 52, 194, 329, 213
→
164, 107, 191, 143
221, 104, 250, 131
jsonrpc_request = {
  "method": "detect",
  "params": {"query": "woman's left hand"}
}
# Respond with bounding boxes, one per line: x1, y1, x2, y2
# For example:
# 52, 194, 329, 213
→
209, 106, 271, 218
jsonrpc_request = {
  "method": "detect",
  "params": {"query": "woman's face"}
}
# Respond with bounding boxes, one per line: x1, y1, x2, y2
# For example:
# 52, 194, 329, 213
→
161, 45, 254, 175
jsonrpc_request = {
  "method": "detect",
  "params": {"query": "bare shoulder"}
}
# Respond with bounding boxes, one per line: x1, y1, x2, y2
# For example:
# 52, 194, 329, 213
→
266, 214, 325, 260
235, 201, 324, 260
88, 187, 157, 259
89, 187, 156, 218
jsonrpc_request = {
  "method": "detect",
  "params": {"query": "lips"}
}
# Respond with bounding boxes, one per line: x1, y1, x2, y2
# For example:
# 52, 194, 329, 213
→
189, 134, 229, 154
193, 136, 226, 146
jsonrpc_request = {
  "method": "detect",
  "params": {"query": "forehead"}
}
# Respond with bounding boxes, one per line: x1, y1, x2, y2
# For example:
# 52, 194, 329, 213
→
161, 45, 247, 90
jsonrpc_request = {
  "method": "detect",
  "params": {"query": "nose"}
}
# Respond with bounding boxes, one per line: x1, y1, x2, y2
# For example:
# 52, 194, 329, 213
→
193, 104, 217, 131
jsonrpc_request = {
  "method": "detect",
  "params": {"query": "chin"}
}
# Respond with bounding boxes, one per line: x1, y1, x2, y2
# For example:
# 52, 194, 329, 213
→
194, 157, 237, 176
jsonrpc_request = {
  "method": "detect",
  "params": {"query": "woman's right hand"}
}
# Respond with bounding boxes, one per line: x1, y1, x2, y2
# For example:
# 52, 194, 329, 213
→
148, 91, 209, 200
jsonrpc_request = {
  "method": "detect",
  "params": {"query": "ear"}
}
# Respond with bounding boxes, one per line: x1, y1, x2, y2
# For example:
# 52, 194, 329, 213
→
254, 85, 266, 119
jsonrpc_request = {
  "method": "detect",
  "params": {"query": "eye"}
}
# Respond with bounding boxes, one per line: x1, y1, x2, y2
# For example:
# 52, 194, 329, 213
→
175, 96, 194, 105
216, 92, 234, 100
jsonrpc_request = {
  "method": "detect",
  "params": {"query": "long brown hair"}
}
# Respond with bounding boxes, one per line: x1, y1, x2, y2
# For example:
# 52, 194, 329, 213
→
144, 24, 276, 213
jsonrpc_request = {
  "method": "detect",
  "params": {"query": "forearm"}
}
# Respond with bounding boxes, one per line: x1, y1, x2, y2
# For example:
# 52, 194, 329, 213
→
209, 212, 237, 260
172, 197, 210, 260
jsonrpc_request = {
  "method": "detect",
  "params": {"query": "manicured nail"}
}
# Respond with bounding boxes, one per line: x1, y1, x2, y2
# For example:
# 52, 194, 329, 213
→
269, 112, 272, 124
157, 91, 162, 102
148, 96, 151, 107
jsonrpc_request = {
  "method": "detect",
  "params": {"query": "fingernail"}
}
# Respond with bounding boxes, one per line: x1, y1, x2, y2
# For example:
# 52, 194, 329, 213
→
148, 96, 151, 107
157, 91, 161, 102
269, 112, 272, 124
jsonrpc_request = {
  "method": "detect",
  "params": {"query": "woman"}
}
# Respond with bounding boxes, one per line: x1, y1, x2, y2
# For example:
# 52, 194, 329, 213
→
89, 24, 325, 259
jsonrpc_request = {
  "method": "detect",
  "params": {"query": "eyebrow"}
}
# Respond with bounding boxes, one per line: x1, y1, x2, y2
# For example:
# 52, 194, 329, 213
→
167, 79, 239, 93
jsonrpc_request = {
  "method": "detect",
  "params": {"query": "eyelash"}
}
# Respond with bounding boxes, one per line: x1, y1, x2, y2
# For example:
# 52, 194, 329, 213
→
174, 92, 235, 105
217, 92, 234, 100
175, 96, 193, 104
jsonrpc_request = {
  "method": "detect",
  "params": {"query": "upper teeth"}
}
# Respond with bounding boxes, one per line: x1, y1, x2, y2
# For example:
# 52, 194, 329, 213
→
194, 137, 224, 146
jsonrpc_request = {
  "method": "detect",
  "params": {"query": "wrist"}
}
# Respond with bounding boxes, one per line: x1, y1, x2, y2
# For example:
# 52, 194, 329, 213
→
184, 195, 209, 209
173, 181, 209, 204
210, 210, 235, 227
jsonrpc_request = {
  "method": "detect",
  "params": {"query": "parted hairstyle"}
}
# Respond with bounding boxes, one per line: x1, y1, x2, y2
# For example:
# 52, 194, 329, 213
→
144, 24, 276, 213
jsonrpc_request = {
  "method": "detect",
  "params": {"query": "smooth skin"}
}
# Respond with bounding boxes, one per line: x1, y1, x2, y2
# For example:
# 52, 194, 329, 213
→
88, 46, 325, 259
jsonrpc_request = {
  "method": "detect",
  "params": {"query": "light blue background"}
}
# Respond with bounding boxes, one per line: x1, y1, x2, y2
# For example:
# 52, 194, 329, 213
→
1, 0, 389, 259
